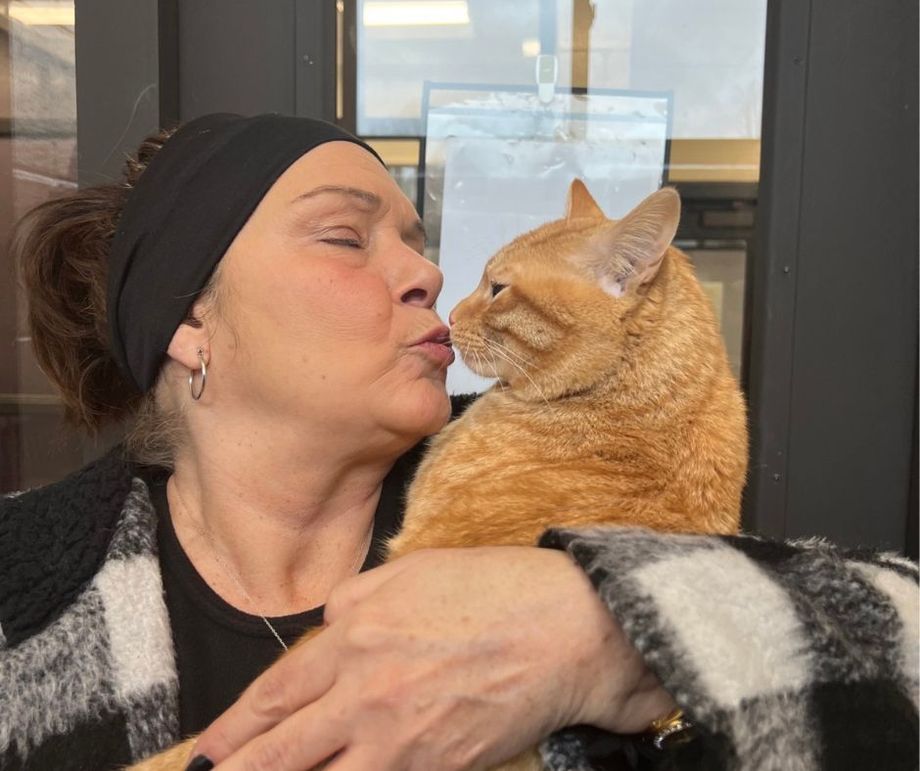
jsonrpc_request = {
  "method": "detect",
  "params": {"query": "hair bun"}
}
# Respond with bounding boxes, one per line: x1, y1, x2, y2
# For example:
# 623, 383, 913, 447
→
14, 129, 173, 432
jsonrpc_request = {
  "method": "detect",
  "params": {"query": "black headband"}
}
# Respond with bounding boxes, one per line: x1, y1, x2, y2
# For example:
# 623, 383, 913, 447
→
106, 112, 383, 393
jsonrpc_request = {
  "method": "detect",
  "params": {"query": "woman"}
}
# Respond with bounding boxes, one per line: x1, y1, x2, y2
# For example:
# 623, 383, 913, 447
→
1, 114, 916, 771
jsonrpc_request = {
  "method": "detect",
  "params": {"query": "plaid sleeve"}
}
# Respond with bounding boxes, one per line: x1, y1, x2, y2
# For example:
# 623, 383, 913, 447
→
539, 527, 919, 771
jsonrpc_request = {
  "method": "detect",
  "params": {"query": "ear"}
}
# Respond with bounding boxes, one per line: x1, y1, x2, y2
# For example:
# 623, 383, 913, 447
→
582, 187, 681, 297
565, 179, 606, 221
166, 301, 212, 372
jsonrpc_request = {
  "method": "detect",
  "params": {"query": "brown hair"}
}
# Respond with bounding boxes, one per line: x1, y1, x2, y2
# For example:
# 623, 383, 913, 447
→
15, 129, 213, 467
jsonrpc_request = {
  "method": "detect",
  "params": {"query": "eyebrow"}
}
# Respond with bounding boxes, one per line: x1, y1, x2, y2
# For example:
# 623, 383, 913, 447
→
292, 185, 381, 208
291, 184, 427, 244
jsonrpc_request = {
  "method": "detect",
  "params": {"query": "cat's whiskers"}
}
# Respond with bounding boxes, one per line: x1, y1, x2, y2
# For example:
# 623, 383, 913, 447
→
465, 345, 482, 374
482, 338, 537, 392
484, 347, 507, 392
460, 345, 495, 390
470, 348, 486, 379
484, 342, 550, 407
485, 337, 534, 369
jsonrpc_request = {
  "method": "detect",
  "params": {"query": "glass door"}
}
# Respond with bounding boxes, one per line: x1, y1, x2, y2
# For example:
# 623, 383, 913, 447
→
340, 0, 767, 388
0, 0, 84, 492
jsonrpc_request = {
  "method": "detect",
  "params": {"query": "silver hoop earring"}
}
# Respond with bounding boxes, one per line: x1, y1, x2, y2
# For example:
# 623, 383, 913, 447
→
189, 347, 207, 400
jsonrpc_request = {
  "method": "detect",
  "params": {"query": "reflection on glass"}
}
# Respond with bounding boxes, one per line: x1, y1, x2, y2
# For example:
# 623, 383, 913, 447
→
422, 86, 670, 246
688, 248, 747, 379
357, 0, 766, 149
355, 0, 765, 390
1, 1, 83, 491
421, 85, 670, 392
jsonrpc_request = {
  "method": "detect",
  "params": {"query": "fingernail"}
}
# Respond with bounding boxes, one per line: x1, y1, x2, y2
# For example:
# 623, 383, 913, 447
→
185, 756, 214, 771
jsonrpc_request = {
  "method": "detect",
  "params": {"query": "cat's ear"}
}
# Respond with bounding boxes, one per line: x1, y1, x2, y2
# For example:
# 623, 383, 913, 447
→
585, 187, 681, 297
566, 179, 606, 221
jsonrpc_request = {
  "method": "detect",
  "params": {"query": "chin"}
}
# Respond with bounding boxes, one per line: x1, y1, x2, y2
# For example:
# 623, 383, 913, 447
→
394, 380, 451, 439
420, 384, 452, 434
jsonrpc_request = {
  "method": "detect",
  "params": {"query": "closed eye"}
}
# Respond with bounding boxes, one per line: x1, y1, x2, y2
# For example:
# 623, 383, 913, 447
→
322, 238, 363, 249
490, 282, 507, 298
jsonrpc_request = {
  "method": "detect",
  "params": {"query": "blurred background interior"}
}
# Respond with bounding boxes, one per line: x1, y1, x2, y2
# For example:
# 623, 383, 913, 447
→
0, 0, 916, 557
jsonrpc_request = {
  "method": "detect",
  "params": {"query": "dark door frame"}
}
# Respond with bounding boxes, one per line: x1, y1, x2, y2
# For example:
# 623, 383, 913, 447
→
746, 0, 918, 553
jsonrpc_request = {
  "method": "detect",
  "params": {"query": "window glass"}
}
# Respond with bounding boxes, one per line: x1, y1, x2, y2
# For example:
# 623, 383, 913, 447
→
352, 0, 767, 387
1, 1, 84, 492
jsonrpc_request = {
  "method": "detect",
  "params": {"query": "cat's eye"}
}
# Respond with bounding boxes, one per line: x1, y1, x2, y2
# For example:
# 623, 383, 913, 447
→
490, 282, 507, 298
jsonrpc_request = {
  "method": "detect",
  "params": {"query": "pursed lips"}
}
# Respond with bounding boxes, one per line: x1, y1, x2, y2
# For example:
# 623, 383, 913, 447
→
409, 325, 455, 366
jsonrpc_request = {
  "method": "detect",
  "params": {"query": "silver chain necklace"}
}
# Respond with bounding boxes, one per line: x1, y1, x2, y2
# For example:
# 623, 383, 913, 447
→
171, 481, 374, 653
203, 540, 293, 652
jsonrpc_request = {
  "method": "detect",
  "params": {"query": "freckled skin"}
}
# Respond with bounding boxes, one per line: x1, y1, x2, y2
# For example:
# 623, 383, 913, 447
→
198, 141, 451, 456
130, 141, 456, 770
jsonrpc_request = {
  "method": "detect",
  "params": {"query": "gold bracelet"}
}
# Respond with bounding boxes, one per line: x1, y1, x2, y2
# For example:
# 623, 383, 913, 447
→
645, 707, 695, 750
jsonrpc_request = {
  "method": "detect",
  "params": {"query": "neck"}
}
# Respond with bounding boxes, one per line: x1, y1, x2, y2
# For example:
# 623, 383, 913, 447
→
570, 254, 723, 422
166, 416, 404, 616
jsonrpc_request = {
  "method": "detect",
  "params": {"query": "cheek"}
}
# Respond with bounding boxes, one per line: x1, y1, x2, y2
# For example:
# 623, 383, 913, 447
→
276, 262, 394, 344
221, 258, 399, 406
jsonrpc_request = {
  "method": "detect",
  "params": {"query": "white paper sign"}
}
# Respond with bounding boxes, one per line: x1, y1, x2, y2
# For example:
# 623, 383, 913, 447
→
425, 91, 669, 394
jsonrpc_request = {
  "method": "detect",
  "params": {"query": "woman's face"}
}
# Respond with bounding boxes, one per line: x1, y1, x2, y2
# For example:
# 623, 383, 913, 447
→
209, 141, 451, 449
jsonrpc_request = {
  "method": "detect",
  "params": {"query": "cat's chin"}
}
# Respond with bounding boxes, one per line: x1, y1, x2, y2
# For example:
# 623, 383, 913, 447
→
452, 344, 502, 380
459, 359, 505, 383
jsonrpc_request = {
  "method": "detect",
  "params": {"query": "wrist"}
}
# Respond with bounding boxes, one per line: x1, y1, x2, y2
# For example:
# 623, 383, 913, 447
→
581, 645, 678, 733
555, 555, 676, 733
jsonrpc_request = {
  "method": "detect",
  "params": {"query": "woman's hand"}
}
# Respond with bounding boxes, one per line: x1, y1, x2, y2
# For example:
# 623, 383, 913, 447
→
189, 547, 675, 771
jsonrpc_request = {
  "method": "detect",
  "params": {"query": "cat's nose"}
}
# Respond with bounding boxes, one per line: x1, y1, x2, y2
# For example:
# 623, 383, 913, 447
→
448, 309, 456, 326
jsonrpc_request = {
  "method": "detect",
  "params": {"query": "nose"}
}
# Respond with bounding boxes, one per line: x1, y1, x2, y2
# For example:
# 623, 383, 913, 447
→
398, 248, 443, 309
448, 309, 455, 326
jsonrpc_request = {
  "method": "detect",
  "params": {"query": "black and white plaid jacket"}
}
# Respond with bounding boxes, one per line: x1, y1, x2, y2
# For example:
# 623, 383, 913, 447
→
1, 448, 917, 770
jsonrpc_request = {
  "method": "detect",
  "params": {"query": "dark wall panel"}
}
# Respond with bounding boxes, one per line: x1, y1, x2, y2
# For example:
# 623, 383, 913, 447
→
176, 0, 335, 123
744, 0, 811, 539
783, 0, 917, 549
749, 0, 918, 551
178, 0, 297, 120
76, 0, 337, 178
75, 0, 163, 186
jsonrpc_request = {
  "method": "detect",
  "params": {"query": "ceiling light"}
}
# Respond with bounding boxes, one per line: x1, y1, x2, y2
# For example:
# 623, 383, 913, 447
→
521, 38, 541, 57
8, 4, 75, 26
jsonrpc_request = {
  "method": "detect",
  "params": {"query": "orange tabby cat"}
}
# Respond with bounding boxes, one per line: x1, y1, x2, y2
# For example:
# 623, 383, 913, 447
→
131, 181, 747, 771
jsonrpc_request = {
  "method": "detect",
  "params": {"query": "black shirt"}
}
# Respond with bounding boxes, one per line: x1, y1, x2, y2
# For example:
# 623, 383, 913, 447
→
149, 443, 424, 735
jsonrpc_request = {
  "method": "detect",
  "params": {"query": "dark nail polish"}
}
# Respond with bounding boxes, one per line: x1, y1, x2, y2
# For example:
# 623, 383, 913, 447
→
185, 756, 214, 771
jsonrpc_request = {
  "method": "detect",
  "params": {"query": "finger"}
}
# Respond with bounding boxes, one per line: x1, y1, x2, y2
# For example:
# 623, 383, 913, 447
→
323, 550, 429, 624
190, 626, 339, 765
214, 697, 350, 771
